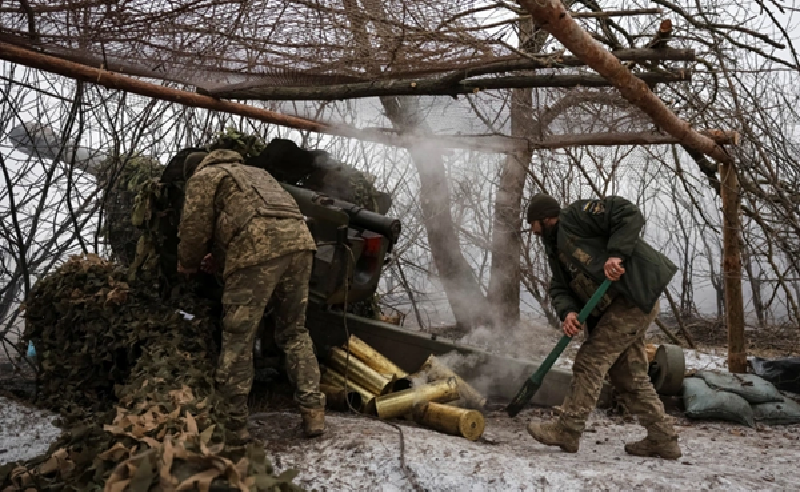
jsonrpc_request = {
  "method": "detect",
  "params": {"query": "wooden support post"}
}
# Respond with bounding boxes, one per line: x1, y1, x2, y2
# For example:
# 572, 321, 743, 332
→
719, 160, 747, 373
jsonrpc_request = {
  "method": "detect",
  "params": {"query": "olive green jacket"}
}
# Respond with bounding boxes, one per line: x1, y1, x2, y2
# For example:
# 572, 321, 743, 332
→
543, 196, 677, 320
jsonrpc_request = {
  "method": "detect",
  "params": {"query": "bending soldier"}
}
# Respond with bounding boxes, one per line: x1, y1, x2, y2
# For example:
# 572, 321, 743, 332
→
177, 149, 325, 440
525, 193, 681, 459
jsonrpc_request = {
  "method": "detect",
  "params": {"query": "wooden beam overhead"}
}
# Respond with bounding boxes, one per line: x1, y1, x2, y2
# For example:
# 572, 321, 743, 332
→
203, 70, 691, 101
516, 0, 732, 164
0, 42, 737, 155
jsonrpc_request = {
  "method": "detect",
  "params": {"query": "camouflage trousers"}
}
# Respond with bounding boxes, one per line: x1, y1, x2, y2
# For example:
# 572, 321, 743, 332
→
216, 251, 324, 431
559, 297, 676, 438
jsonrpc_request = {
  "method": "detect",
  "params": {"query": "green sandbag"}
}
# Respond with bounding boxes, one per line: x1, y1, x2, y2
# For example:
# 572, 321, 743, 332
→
697, 370, 784, 404
752, 397, 800, 425
683, 377, 755, 427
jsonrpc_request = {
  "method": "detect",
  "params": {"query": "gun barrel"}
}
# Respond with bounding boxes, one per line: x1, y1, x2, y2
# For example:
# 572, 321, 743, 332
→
282, 183, 401, 243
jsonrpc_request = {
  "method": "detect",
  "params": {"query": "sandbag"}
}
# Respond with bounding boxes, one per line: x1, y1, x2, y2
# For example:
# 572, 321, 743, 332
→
697, 370, 783, 403
750, 357, 800, 394
683, 377, 755, 427
752, 397, 800, 425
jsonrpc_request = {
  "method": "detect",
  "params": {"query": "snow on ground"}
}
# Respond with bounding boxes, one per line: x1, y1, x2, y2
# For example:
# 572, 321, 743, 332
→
0, 396, 62, 466
553, 347, 730, 372
683, 348, 729, 371
2, 395, 800, 490
253, 409, 800, 491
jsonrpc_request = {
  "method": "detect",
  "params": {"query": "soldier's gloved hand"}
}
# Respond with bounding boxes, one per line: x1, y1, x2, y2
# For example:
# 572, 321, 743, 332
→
562, 312, 582, 337
200, 253, 217, 274
604, 256, 625, 281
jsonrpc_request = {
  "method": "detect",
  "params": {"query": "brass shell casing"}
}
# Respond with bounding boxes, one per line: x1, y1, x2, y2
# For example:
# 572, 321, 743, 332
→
412, 401, 485, 441
328, 347, 391, 395
320, 383, 363, 412
419, 355, 487, 409
346, 335, 408, 378
321, 367, 377, 411
374, 377, 459, 420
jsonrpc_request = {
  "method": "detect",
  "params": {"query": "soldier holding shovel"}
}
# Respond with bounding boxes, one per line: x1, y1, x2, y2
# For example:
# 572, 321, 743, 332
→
525, 194, 681, 459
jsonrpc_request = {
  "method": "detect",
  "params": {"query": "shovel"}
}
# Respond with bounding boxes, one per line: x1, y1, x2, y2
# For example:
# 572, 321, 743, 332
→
506, 278, 613, 417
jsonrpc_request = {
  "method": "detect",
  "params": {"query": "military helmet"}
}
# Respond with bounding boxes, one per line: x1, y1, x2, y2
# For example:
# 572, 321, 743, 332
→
183, 151, 210, 180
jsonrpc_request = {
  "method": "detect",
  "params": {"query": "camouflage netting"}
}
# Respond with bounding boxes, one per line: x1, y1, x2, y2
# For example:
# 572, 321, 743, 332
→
1, 253, 302, 491
1, 130, 395, 490
100, 154, 166, 267
19, 254, 216, 421
2, 254, 302, 491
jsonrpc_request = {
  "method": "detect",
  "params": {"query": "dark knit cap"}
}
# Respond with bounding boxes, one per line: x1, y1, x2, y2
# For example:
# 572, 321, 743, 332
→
526, 194, 561, 224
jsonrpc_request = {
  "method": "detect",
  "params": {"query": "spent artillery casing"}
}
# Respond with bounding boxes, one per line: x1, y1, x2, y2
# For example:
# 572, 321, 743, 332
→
375, 378, 460, 420
420, 355, 487, 409
328, 347, 391, 395
320, 383, 363, 412
412, 401, 485, 441
346, 335, 408, 378
321, 367, 377, 410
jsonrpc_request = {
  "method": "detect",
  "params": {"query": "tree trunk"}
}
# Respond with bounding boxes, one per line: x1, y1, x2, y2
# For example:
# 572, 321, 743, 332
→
741, 243, 766, 329
340, 1, 488, 328
486, 16, 540, 326
381, 96, 489, 328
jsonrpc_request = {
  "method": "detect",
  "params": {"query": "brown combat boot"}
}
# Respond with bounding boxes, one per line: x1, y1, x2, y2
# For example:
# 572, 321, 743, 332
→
300, 407, 325, 437
527, 421, 580, 453
624, 434, 681, 460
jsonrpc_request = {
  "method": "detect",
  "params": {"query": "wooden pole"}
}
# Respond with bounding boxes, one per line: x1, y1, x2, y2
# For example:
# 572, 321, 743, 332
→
516, 0, 733, 165
203, 70, 691, 101
0, 43, 739, 155
720, 160, 747, 373
0, 42, 328, 133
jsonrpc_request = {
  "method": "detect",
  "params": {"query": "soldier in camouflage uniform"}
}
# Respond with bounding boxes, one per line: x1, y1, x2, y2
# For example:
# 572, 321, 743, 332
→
525, 194, 681, 460
177, 149, 325, 439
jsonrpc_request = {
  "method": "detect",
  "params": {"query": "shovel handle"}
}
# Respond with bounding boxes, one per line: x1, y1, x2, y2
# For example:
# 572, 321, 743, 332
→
506, 278, 614, 416
527, 279, 613, 383
577, 278, 613, 324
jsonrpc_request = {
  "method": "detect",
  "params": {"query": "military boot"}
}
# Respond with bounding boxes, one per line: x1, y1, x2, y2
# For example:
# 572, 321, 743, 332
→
527, 421, 580, 453
300, 407, 325, 437
624, 433, 681, 460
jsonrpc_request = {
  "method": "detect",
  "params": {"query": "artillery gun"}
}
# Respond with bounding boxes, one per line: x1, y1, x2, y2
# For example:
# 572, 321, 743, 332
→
9, 124, 397, 311
10, 123, 683, 410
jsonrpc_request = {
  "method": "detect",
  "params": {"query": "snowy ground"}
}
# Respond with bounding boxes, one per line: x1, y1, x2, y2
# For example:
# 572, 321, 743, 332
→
254, 408, 800, 491
553, 346, 730, 372
0, 396, 61, 466
3, 395, 800, 490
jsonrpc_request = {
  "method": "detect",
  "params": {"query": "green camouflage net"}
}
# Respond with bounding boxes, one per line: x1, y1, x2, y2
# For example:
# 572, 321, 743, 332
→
3, 255, 301, 489
100, 154, 166, 267
207, 128, 266, 160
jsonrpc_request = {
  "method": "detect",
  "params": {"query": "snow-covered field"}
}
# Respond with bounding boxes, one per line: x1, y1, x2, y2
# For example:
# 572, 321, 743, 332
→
3, 395, 800, 490
0, 396, 61, 466
554, 347, 729, 372
254, 409, 800, 491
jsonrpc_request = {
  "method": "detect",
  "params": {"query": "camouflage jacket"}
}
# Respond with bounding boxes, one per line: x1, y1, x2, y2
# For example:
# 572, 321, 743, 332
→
542, 196, 677, 320
178, 150, 315, 278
